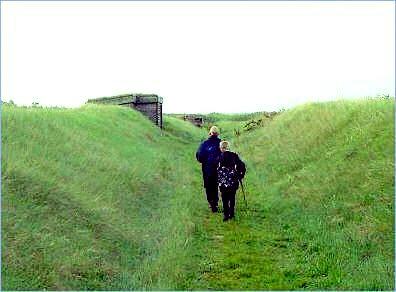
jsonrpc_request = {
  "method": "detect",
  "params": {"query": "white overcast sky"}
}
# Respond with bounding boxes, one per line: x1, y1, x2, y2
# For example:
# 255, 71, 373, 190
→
1, 1, 395, 113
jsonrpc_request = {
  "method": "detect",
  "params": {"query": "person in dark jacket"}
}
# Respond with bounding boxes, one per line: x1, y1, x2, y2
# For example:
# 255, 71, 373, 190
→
196, 126, 221, 212
217, 140, 246, 221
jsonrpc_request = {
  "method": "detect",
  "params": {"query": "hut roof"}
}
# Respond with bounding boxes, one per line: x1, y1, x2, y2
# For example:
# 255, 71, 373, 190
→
87, 94, 163, 105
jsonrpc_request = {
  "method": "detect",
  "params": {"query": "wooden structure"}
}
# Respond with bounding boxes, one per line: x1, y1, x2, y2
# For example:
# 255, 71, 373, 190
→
183, 114, 204, 127
87, 94, 163, 128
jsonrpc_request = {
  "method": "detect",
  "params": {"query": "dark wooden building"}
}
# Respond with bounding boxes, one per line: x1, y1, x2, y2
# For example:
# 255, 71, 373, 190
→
183, 114, 204, 127
87, 94, 163, 128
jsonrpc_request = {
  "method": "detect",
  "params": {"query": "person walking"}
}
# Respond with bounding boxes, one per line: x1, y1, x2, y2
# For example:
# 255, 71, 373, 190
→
196, 126, 221, 212
217, 140, 246, 221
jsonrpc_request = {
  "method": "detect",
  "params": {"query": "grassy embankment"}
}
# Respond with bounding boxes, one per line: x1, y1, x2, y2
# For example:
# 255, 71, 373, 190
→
191, 98, 394, 290
2, 104, 207, 290
3, 98, 394, 290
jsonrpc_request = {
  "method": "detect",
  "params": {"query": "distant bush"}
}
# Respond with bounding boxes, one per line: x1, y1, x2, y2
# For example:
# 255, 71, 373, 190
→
243, 118, 265, 131
374, 94, 392, 100
2, 100, 16, 106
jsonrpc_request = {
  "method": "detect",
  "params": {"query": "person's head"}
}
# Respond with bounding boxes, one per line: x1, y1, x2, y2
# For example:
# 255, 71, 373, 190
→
209, 126, 219, 137
220, 140, 229, 152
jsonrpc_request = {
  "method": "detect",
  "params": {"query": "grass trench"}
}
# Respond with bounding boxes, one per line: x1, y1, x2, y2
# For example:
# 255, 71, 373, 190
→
2, 98, 394, 290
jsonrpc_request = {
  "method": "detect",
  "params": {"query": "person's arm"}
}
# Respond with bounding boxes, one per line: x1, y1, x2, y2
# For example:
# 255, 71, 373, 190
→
235, 154, 246, 180
215, 152, 223, 169
196, 142, 206, 163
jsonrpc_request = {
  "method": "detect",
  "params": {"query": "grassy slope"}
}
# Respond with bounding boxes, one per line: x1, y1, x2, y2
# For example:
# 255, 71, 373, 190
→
3, 98, 394, 290
2, 104, 207, 290
168, 112, 267, 139
192, 99, 394, 290
203, 112, 266, 122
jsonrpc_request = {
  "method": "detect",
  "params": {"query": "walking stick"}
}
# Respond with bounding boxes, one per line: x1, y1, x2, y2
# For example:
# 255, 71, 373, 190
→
239, 178, 247, 210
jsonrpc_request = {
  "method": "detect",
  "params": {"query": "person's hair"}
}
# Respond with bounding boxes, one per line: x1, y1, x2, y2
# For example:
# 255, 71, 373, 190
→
220, 140, 229, 150
209, 126, 219, 136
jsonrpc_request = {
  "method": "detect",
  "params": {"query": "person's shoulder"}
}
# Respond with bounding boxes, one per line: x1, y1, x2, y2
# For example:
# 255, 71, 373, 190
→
201, 138, 210, 145
208, 137, 221, 147
230, 151, 242, 160
209, 136, 220, 142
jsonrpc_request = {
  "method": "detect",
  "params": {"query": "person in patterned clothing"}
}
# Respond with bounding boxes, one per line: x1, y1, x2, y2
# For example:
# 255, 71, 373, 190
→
217, 140, 246, 221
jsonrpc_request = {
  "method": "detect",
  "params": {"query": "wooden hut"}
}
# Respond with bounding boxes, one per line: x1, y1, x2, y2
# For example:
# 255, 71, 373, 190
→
87, 94, 163, 128
183, 114, 204, 127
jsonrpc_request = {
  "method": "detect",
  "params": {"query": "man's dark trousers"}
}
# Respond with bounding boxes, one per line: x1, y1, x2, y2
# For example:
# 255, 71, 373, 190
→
205, 177, 219, 211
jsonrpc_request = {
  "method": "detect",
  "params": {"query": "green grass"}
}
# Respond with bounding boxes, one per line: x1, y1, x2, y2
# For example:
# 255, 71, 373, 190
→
191, 98, 394, 290
168, 111, 274, 140
2, 98, 394, 290
2, 104, 207, 290
203, 112, 270, 122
